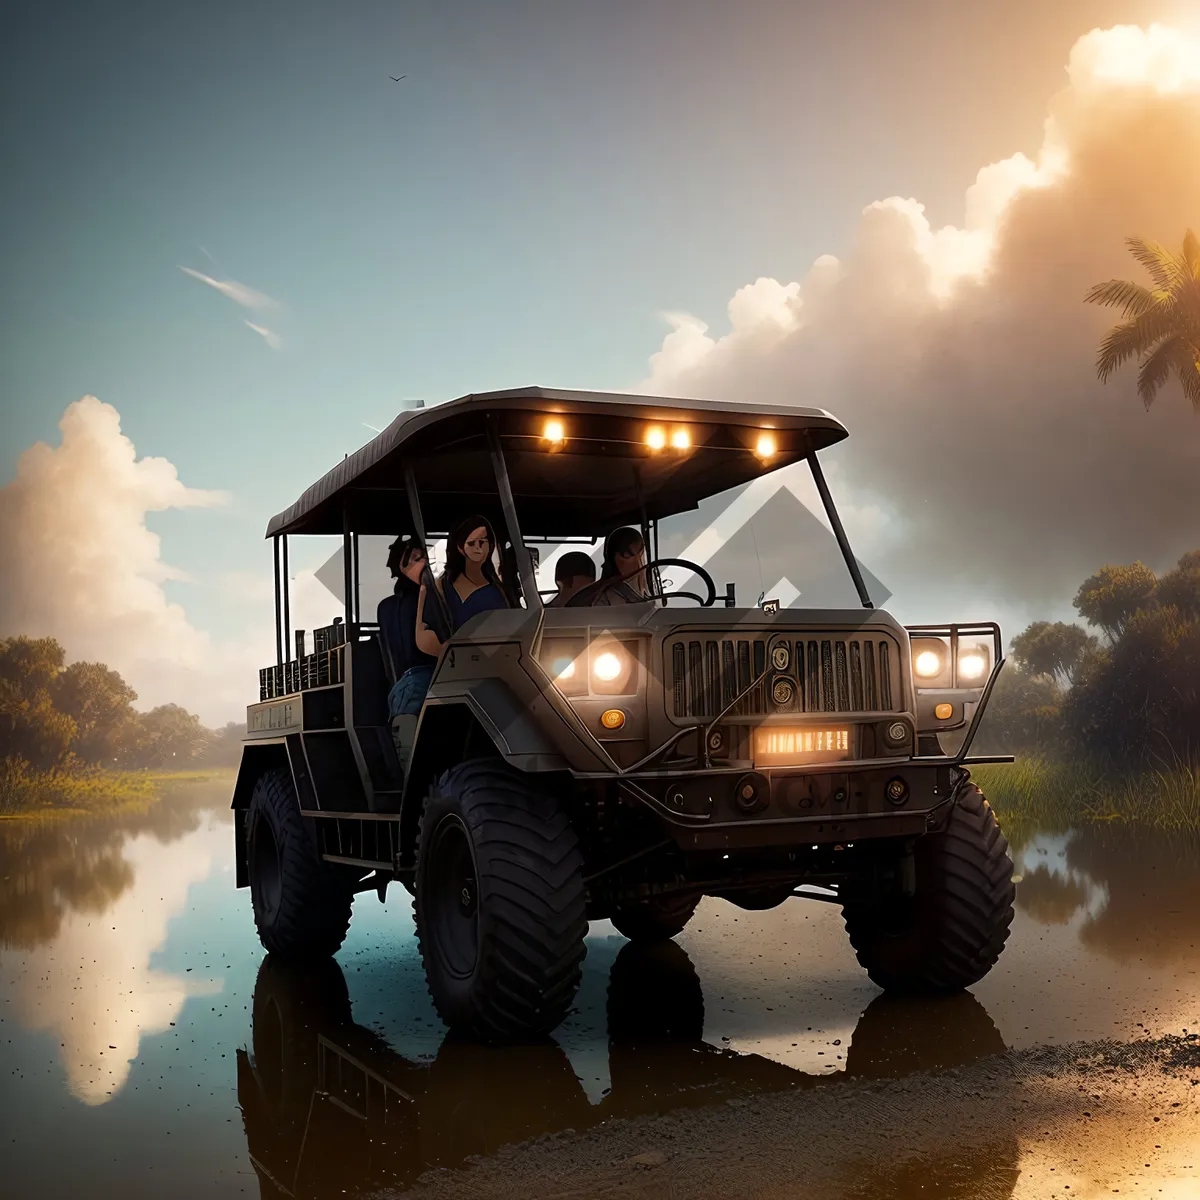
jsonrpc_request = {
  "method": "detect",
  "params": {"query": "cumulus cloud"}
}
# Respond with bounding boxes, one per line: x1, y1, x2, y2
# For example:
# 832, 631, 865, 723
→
177, 265, 279, 311
0, 397, 265, 723
640, 23, 1200, 631
244, 320, 283, 350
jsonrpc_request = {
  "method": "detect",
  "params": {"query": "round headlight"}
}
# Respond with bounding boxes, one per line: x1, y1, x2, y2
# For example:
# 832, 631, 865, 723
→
771, 644, 790, 671
958, 652, 986, 680
592, 651, 624, 683
914, 650, 942, 678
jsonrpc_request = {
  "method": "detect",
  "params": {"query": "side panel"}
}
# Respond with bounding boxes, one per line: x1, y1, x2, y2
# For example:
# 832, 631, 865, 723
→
231, 742, 290, 889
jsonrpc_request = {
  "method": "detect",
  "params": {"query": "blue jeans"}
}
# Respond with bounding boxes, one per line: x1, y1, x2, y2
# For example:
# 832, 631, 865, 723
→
388, 665, 433, 717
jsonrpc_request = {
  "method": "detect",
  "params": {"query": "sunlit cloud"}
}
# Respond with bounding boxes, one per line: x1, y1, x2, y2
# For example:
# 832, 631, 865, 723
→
244, 320, 283, 350
640, 22, 1200, 628
177, 265, 279, 311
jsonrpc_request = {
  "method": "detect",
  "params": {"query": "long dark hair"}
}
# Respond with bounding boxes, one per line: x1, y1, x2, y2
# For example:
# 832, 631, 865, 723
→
444, 514, 514, 606
386, 535, 426, 596
602, 526, 645, 580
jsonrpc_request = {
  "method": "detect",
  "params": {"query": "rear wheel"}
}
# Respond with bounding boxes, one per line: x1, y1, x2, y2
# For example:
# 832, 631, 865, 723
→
414, 759, 587, 1042
842, 782, 1014, 992
248, 769, 353, 961
610, 892, 699, 942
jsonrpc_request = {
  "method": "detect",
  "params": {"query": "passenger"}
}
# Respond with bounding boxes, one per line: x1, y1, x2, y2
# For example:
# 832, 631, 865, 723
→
379, 536, 437, 718
415, 514, 512, 655
591, 526, 650, 605
547, 550, 598, 606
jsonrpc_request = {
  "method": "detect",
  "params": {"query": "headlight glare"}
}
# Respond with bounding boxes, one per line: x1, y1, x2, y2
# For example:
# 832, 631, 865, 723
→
958, 651, 987, 680
914, 650, 942, 678
592, 651, 624, 683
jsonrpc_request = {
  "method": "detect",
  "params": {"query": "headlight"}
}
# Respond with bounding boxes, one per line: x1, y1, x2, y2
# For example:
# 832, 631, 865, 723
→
914, 649, 943, 678
958, 650, 987, 681
593, 652, 623, 683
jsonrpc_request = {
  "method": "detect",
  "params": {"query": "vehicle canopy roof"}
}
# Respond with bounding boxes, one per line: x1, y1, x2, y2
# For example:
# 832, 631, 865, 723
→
265, 387, 848, 539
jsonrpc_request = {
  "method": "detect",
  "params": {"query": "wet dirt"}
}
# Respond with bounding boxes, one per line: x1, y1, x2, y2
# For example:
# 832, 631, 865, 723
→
1, 783, 1197, 1199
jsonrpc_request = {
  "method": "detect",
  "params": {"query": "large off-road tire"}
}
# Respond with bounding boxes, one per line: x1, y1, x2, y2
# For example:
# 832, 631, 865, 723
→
842, 781, 1014, 993
610, 892, 700, 941
248, 769, 353, 961
414, 759, 588, 1042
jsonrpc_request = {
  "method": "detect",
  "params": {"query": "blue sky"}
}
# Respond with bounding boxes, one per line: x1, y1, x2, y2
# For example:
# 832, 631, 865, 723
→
1, 0, 1187, 669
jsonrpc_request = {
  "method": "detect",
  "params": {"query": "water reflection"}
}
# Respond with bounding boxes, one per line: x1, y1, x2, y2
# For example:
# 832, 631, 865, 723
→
1014, 826, 1200, 964
0, 780, 231, 1104
239, 942, 1016, 1198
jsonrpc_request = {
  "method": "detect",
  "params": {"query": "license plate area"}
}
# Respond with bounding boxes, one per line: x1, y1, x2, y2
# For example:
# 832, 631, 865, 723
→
753, 726, 852, 767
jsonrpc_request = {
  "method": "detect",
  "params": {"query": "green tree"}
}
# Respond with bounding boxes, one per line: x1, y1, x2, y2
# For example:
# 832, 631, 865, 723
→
122, 704, 211, 768
51, 661, 138, 764
1156, 550, 1200, 620
1086, 231, 1200, 410
0, 637, 76, 768
1010, 621, 1099, 688
1073, 562, 1158, 641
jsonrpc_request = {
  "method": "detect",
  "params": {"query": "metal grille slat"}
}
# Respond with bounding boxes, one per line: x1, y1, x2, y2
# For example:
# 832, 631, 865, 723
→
722, 641, 737, 705
687, 641, 703, 717
834, 641, 850, 710
864, 641, 878, 710
705, 641, 721, 714
736, 641, 752, 715
752, 641, 766, 714
820, 641, 835, 712
806, 641, 820, 713
672, 642, 686, 717
880, 641, 893, 710
849, 641, 864, 710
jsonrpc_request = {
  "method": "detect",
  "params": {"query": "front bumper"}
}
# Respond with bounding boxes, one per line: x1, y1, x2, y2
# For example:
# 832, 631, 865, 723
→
603, 760, 962, 852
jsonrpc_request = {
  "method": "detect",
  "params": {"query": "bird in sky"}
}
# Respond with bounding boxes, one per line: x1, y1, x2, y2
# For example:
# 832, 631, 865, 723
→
390, 75, 407, 82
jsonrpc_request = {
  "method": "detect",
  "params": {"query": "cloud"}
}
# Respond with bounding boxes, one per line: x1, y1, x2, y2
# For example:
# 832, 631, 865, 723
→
640, 23, 1200, 629
0, 397, 265, 724
178, 265, 279, 311
244, 320, 283, 350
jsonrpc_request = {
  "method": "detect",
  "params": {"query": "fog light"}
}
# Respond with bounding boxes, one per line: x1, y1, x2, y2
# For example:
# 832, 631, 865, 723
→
885, 776, 909, 805
935, 702, 954, 720
886, 721, 908, 743
771, 677, 796, 708
734, 772, 768, 813
600, 709, 626, 730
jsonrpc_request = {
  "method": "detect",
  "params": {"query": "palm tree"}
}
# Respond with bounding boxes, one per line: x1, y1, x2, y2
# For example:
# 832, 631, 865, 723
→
1085, 230, 1200, 411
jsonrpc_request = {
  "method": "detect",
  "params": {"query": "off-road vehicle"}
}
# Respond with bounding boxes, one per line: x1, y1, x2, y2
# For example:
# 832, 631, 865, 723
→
233, 387, 1016, 1041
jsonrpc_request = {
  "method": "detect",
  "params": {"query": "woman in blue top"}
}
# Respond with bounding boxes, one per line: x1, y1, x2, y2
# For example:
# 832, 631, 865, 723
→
415, 515, 514, 658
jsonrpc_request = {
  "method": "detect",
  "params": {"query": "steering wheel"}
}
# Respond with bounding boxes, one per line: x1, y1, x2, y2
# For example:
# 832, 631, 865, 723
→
565, 557, 717, 608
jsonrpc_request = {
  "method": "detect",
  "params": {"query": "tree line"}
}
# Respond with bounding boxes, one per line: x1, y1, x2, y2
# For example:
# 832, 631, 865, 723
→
0, 636, 243, 771
977, 550, 1200, 765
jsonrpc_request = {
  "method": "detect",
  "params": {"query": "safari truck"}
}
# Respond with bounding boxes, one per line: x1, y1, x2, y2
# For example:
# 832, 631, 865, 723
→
233, 387, 1016, 1041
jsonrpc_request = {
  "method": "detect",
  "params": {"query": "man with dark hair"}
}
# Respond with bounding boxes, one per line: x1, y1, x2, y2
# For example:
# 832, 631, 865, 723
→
547, 550, 597, 606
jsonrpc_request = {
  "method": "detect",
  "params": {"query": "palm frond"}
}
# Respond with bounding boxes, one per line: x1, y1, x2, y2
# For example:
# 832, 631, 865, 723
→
1182, 229, 1200, 278
1136, 336, 1183, 408
1096, 319, 1155, 382
1169, 344, 1200, 413
1083, 278, 1160, 316
1125, 238, 1184, 289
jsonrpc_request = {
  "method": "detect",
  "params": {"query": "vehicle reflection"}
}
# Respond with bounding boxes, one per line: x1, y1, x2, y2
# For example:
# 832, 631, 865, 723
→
238, 941, 1018, 1198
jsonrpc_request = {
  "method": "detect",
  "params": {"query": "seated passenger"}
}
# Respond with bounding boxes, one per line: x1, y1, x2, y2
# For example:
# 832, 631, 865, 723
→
583, 527, 650, 606
378, 536, 437, 718
547, 551, 598, 606
415, 514, 513, 656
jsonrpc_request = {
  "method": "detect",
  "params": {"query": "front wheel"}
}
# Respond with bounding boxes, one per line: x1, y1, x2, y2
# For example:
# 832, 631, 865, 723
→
842, 782, 1014, 993
248, 769, 353, 961
414, 759, 588, 1042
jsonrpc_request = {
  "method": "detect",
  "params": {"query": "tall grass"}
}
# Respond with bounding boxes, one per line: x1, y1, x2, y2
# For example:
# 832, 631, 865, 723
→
0, 757, 226, 819
972, 756, 1200, 844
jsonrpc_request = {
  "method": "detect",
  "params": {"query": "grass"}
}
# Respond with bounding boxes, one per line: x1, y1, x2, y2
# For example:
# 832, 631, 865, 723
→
972, 755, 1200, 845
0, 758, 234, 820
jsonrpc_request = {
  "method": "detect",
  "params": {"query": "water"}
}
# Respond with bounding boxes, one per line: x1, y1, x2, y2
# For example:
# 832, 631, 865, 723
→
1, 779, 1197, 1198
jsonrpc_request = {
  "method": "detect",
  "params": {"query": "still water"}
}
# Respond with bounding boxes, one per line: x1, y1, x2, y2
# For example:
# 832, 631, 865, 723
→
1, 778, 1197, 1198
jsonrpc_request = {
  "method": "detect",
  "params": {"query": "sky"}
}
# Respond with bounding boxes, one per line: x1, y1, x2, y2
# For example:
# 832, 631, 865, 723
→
2, 0, 1198, 722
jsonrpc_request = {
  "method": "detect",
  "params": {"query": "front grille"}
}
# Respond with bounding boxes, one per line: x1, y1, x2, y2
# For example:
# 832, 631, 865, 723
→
667, 634, 899, 718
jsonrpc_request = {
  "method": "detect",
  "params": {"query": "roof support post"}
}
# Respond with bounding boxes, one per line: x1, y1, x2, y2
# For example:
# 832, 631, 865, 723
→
273, 535, 283, 666
486, 414, 543, 613
282, 534, 291, 659
341, 506, 354, 627
806, 451, 874, 610
403, 459, 454, 630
